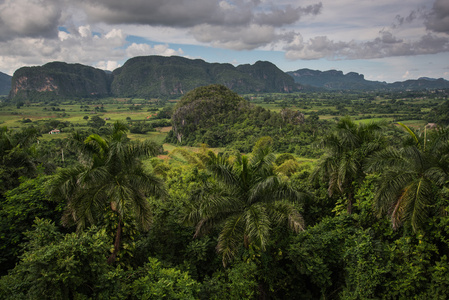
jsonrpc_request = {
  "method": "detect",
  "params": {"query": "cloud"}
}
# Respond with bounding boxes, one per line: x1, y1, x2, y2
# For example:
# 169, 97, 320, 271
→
402, 70, 411, 79
191, 24, 276, 50
125, 43, 184, 57
0, 0, 63, 41
253, 3, 322, 27
76, 0, 322, 50
283, 29, 449, 60
78, 0, 321, 28
425, 0, 449, 34
0, 26, 184, 74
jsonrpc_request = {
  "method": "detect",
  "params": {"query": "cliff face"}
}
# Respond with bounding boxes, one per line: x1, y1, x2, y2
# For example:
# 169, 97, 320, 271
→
10, 62, 111, 101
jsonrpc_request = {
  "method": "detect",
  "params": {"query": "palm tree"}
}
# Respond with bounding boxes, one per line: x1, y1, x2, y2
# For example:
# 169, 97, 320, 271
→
186, 140, 305, 266
367, 123, 449, 231
50, 122, 166, 263
311, 117, 385, 213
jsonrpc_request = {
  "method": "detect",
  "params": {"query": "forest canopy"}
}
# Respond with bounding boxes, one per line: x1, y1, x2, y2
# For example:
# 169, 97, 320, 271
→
1, 85, 449, 299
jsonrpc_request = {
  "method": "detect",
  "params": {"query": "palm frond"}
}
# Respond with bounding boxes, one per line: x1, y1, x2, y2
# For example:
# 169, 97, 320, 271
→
269, 200, 305, 232
397, 122, 420, 146
374, 169, 417, 217
403, 177, 434, 232
244, 203, 270, 250
217, 213, 245, 266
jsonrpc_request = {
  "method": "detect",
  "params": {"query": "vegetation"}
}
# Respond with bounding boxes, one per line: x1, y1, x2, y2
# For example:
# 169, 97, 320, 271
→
1, 84, 449, 299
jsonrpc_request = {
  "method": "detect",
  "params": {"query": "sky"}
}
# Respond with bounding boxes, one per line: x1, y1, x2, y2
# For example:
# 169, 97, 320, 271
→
0, 0, 448, 83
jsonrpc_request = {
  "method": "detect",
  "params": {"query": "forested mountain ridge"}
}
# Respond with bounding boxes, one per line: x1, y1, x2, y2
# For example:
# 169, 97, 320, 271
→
8, 55, 449, 101
8, 56, 300, 101
0, 72, 11, 95
288, 68, 449, 90
111, 56, 298, 98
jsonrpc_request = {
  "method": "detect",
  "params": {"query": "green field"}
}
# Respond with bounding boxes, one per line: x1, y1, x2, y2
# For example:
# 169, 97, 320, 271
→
0, 90, 444, 155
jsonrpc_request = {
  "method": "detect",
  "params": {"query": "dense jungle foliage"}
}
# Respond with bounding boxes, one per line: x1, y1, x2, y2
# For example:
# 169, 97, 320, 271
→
1, 85, 449, 299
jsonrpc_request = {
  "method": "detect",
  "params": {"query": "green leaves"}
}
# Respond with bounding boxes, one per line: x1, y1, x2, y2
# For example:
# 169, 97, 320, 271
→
369, 123, 449, 231
189, 139, 305, 265
49, 122, 166, 262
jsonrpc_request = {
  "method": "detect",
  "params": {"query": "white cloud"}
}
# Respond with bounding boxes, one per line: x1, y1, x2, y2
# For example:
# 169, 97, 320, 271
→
125, 43, 183, 57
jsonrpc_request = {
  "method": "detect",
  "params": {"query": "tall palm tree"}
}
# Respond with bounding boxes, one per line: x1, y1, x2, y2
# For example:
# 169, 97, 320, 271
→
311, 117, 385, 213
186, 142, 305, 266
367, 123, 449, 231
50, 122, 166, 263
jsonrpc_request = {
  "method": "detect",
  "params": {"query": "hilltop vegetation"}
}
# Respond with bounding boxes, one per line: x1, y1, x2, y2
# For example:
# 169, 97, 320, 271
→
166, 85, 324, 154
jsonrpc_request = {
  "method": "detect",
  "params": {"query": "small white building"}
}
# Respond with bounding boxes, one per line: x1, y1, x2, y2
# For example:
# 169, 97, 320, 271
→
48, 129, 60, 134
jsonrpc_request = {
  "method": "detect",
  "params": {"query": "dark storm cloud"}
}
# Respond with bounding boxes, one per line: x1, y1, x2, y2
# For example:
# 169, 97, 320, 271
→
79, 0, 321, 28
425, 0, 449, 34
78, 0, 323, 51
0, 0, 62, 41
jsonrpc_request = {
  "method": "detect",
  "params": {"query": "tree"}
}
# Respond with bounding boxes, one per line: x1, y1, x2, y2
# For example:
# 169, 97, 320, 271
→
0, 126, 42, 197
50, 121, 167, 263
87, 115, 106, 128
186, 138, 305, 266
0, 219, 113, 300
311, 117, 385, 213
0, 176, 62, 274
367, 123, 449, 231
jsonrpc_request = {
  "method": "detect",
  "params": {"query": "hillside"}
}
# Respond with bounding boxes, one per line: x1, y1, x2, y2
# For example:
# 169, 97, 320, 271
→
166, 84, 319, 152
169, 84, 249, 144
9, 62, 111, 101
0, 72, 11, 95
111, 56, 299, 98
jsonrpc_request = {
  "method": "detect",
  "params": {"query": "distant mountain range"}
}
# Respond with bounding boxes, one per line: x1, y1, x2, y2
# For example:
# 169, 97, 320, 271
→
0, 72, 11, 95
7, 56, 449, 101
287, 69, 449, 91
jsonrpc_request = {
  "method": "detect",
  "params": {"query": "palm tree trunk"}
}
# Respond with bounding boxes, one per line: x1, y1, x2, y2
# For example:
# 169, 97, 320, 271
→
107, 219, 122, 264
347, 193, 353, 214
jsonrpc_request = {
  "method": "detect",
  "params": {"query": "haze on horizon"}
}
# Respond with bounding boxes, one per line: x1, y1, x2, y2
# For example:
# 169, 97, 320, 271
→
0, 0, 448, 83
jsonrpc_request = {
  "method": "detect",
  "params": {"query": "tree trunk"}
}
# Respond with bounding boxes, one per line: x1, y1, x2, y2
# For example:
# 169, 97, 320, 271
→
107, 219, 122, 264
347, 193, 353, 214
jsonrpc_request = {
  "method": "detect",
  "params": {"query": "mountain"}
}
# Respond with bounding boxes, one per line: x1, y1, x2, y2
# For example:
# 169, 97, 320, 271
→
287, 69, 449, 91
389, 78, 449, 90
287, 69, 387, 90
111, 56, 298, 98
0, 72, 11, 95
9, 62, 111, 101
8, 56, 449, 101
